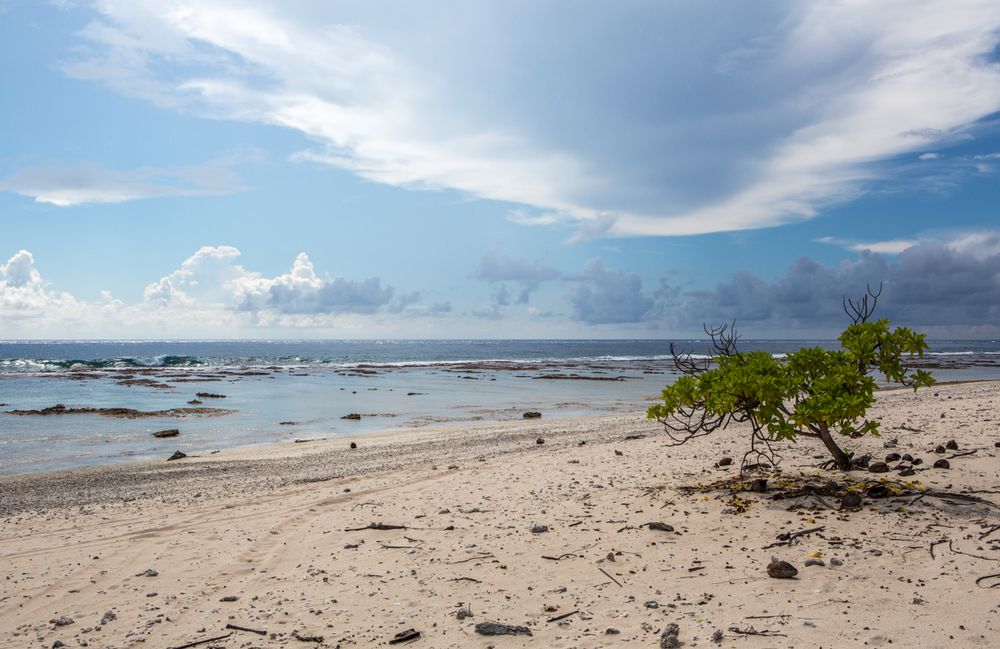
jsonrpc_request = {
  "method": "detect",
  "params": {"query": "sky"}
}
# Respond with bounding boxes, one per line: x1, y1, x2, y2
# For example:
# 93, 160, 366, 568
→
1, 0, 999, 339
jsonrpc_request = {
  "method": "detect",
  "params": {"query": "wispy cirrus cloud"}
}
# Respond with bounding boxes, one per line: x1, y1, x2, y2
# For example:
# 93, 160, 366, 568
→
59, 1, 1000, 236
0, 157, 249, 206
815, 236, 919, 255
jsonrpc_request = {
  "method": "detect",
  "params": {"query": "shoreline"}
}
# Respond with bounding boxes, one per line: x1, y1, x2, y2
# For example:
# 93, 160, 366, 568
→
2, 381, 998, 647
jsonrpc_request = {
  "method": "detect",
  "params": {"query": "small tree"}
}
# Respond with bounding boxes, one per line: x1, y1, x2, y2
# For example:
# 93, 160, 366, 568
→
647, 287, 935, 471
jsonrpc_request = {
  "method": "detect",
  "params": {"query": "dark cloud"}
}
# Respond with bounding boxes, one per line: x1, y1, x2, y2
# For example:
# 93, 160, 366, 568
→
569, 258, 653, 325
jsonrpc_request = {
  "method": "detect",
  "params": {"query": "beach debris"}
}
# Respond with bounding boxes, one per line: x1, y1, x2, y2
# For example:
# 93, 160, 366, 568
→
804, 558, 825, 567
456, 607, 473, 620
387, 628, 420, 644
291, 630, 325, 643
659, 623, 681, 648
598, 566, 623, 587
946, 439, 959, 450
135, 568, 158, 577
868, 461, 889, 473
219, 595, 239, 602
536, 437, 545, 444
841, 492, 862, 509
763, 526, 825, 549
884, 438, 898, 448
195, 392, 226, 398
934, 459, 951, 469
350, 441, 358, 449
226, 623, 266, 636
168, 632, 233, 649
542, 552, 578, 561
717, 456, 733, 467
728, 625, 787, 638
99, 610, 116, 626
547, 610, 579, 623
711, 628, 724, 643
51, 616, 74, 627
523, 411, 542, 419
767, 559, 799, 579
345, 522, 407, 531
644, 600, 660, 609
167, 451, 187, 461
153, 428, 179, 438
530, 523, 549, 533
342, 413, 362, 420
749, 478, 768, 493
885, 452, 901, 462
647, 521, 674, 532
605, 627, 621, 635
475, 621, 532, 636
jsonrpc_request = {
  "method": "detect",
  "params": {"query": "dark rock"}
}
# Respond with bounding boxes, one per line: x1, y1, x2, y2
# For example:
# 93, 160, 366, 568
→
195, 392, 226, 399
659, 623, 681, 648
341, 413, 362, 420
899, 467, 916, 477
349, 442, 357, 449
717, 456, 733, 467
901, 453, 913, 462
99, 611, 116, 626
868, 461, 889, 473
945, 439, 958, 450
166, 451, 187, 461
153, 428, 179, 438
187, 399, 203, 405
749, 478, 768, 493
644, 600, 659, 609
135, 568, 158, 577
830, 557, 844, 566
648, 522, 674, 532
388, 629, 421, 644
523, 411, 542, 419
475, 622, 532, 636
841, 492, 862, 509
219, 595, 238, 602
456, 607, 473, 620
536, 437, 545, 445
933, 459, 950, 469
885, 452, 901, 462
52, 616, 74, 627
995, 441, 1000, 448
52, 641, 65, 648
935, 445, 946, 454
912, 457, 923, 465
605, 627, 621, 635
767, 559, 798, 579
853, 454, 870, 468
804, 558, 825, 567
530, 523, 549, 534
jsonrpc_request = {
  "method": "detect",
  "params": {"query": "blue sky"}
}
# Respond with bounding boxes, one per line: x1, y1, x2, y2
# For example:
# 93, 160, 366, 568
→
1, 0, 999, 338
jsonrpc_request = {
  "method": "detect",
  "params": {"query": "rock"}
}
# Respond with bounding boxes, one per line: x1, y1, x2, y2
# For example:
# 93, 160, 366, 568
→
659, 623, 681, 649
614, 449, 623, 456
153, 428, 179, 438
933, 459, 950, 469
912, 457, 923, 465
767, 559, 798, 579
456, 607, 473, 620
648, 522, 674, 532
523, 411, 542, 419
750, 478, 768, 493
135, 568, 158, 577
195, 392, 226, 399
605, 627, 621, 635
99, 611, 116, 626
883, 438, 898, 448
945, 439, 958, 450
717, 456, 733, 467
187, 399, 203, 405
166, 451, 187, 461
935, 445, 946, 454
644, 600, 659, 609
219, 595, 238, 602
52, 642, 65, 648
853, 454, 870, 468
606, 552, 616, 562
344, 543, 359, 549
901, 453, 913, 462
711, 628, 724, 643
342, 413, 362, 420
899, 467, 916, 477
995, 441, 1000, 448
804, 558, 825, 567
885, 452, 901, 462
388, 629, 421, 644
475, 622, 532, 636
868, 461, 889, 473
349, 442, 357, 449
530, 523, 549, 534
536, 437, 545, 445
52, 616, 74, 627
830, 557, 844, 566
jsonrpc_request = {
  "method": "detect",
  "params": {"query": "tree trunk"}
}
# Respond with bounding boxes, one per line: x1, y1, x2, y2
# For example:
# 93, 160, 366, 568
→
817, 423, 852, 469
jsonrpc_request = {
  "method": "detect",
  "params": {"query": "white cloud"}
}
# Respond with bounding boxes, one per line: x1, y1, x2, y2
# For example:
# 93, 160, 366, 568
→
61, 1, 1000, 236
0, 157, 249, 206
918, 152, 941, 161
816, 236, 919, 255
0, 250, 81, 319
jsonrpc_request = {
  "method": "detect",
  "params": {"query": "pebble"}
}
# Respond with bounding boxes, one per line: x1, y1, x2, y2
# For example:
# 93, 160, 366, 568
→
883, 438, 898, 448
885, 452, 901, 462
933, 459, 950, 469
767, 559, 798, 579
868, 461, 889, 473
945, 439, 958, 450
648, 522, 674, 532
605, 627, 621, 635
830, 557, 844, 566
456, 607, 473, 620
219, 595, 238, 602
475, 621, 532, 636
536, 437, 545, 445
52, 617, 74, 627
711, 628, 724, 643
841, 492, 862, 509
135, 568, 158, 577
659, 623, 681, 649
717, 456, 733, 467
530, 523, 549, 534
804, 558, 825, 567
644, 600, 659, 609
52, 642, 65, 648
935, 445, 946, 454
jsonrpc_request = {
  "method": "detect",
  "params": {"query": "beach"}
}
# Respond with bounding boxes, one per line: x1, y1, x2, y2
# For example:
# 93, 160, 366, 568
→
1, 380, 998, 648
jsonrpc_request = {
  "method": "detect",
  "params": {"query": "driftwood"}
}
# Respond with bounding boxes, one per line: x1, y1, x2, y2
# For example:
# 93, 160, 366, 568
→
225, 623, 266, 635
598, 567, 622, 587
546, 610, 579, 623
345, 522, 407, 531
168, 632, 233, 649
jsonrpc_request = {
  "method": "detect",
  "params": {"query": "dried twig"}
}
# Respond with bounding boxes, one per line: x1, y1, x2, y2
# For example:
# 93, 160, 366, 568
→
930, 539, 948, 560
598, 567, 622, 587
728, 626, 787, 637
546, 610, 579, 623
445, 553, 493, 565
168, 632, 233, 649
975, 573, 1000, 588
763, 526, 825, 549
225, 623, 266, 635
949, 540, 1000, 562
344, 522, 407, 531
542, 553, 578, 561
447, 577, 482, 583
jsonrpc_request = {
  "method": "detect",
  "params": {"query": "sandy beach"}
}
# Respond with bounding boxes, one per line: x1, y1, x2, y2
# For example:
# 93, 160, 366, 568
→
2, 380, 998, 648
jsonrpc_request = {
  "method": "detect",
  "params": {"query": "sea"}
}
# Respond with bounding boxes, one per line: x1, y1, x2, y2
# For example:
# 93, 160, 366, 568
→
1, 339, 998, 476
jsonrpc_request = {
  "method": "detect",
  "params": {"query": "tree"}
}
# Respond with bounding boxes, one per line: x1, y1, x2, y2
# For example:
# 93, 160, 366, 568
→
647, 287, 935, 471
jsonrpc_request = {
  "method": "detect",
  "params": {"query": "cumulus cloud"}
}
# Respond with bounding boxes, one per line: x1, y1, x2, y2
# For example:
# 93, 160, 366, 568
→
474, 248, 561, 305
569, 258, 653, 325
62, 1, 1000, 236
0, 158, 249, 206
0, 250, 81, 320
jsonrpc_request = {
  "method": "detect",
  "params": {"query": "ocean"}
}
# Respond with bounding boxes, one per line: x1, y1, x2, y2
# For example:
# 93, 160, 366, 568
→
1, 339, 998, 475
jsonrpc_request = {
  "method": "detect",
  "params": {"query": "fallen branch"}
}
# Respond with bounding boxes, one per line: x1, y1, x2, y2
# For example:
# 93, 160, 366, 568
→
930, 539, 948, 560
546, 610, 579, 623
225, 623, 266, 635
168, 632, 233, 649
598, 567, 622, 588
763, 526, 825, 549
949, 540, 1000, 562
947, 449, 979, 459
979, 525, 1000, 541
975, 573, 1000, 588
728, 626, 787, 637
447, 577, 482, 583
345, 522, 407, 531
